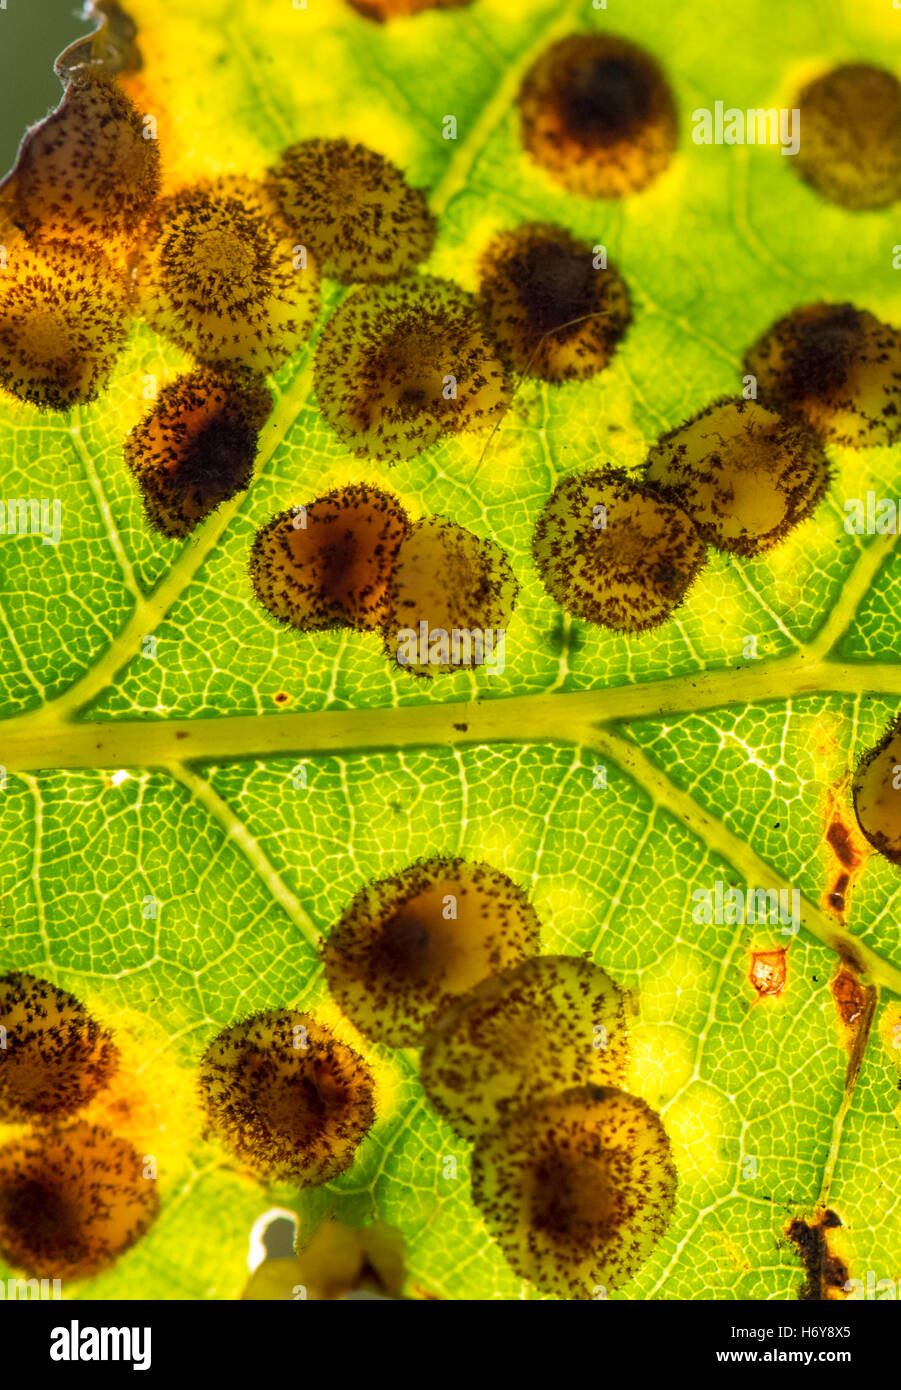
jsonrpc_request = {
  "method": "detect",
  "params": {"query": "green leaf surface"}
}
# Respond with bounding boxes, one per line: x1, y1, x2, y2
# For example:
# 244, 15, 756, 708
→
2, 0, 901, 1301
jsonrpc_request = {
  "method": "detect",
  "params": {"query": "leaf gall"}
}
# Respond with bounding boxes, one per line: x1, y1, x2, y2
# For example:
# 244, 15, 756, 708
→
420, 955, 630, 1142
0, 973, 118, 1122
471, 1085, 677, 1297
0, 1123, 158, 1280
124, 367, 273, 538
249, 485, 410, 633
136, 177, 320, 374
517, 35, 678, 198
323, 858, 542, 1047
314, 277, 512, 461
644, 398, 830, 555
477, 222, 631, 382
532, 467, 706, 633
266, 139, 435, 284
199, 1010, 375, 1185
744, 302, 901, 449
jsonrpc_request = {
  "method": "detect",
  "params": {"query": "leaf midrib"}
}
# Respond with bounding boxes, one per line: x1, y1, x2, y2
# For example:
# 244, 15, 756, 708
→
4, 653, 898, 767
7, 647, 901, 994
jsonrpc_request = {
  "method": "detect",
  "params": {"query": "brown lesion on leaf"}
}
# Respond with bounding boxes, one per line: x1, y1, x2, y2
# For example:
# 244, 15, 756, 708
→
830, 966, 876, 1076
851, 715, 901, 867
786, 1208, 850, 1301
821, 777, 869, 921
799, 961, 877, 1269
785, 932, 875, 1299
825, 819, 860, 871
830, 937, 866, 979
749, 948, 787, 999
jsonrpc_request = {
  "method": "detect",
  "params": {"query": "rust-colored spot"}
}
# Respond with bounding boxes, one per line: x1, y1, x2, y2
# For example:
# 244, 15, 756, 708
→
273, 691, 290, 705
750, 949, 787, 998
831, 967, 869, 1028
826, 818, 860, 870
786, 1209, 849, 1301
822, 781, 868, 920
828, 872, 850, 912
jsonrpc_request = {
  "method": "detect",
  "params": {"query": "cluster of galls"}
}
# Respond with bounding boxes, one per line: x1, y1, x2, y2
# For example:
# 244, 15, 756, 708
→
531, 294, 901, 634
247, 201, 641, 665
0, 67, 159, 411
249, 484, 518, 678
127, 134, 448, 537
0, 35, 669, 572
0, 66, 290, 539
512, 39, 901, 215
507, 44, 901, 635
316, 855, 677, 1298
309, 225, 632, 468
194, 858, 678, 1294
0, 63, 467, 536
0, 49, 649, 543
0, 973, 157, 1280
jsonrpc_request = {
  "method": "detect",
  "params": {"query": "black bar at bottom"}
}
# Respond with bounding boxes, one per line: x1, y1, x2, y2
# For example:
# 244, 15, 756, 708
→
1, 1295, 894, 1378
